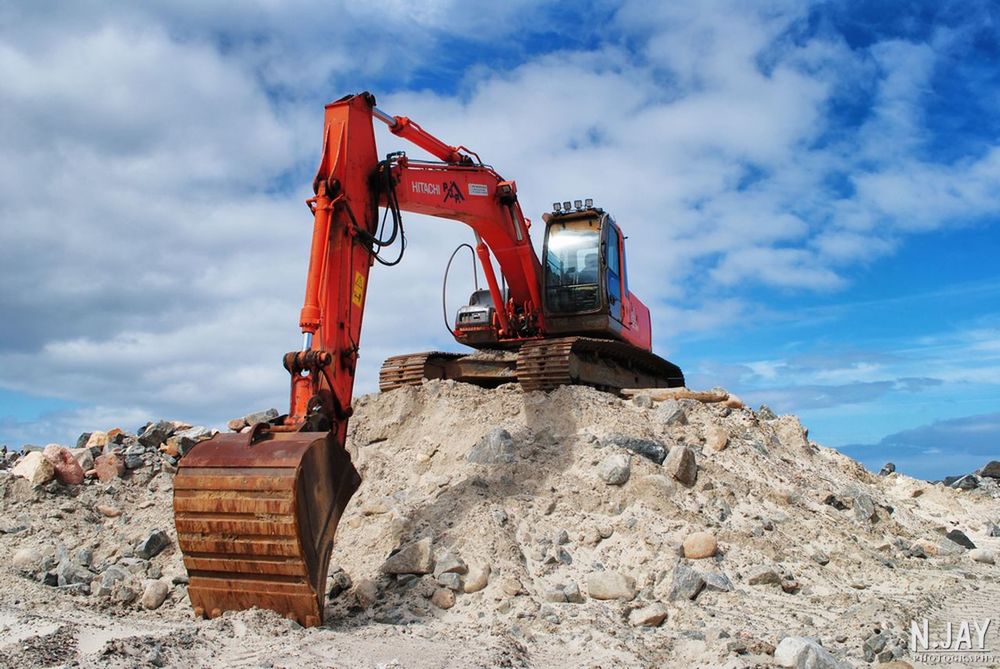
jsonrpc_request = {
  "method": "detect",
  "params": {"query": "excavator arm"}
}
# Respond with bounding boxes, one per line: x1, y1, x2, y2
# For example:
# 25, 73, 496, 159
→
173, 92, 551, 626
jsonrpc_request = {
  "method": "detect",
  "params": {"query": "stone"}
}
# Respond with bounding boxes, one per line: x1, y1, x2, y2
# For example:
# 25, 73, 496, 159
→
433, 550, 468, 577
244, 408, 279, 425
811, 549, 831, 566
668, 562, 706, 601
682, 531, 717, 559
431, 587, 455, 609
96, 565, 131, 597
863, 631, 889, 662
227, 417, 247, 432
382, 537, 434, 575
774, 637, 846, 669
598, 453, 630, 486
563, 582, 585, 603
437, 572, 462, 591
353, 578, 377, 608
951, 475, 979, 490
467, 428, 517, 465
76, 432, 92, 449
970, 548, 995, 564
746, 567, 781, 586
85, 431, 108, 451
94, 453, 126, 482
629, 603, 669, 627
463, 563, 490, 593
96, 504, 122, 518
822, 493, 851, 511
42, 444, 85, 485
165, 426, 216, 458
11, 451, 55, 485
601, 433, 667, 465
501, 577, 523, 596
12, 547, 46, 573
657, 400, 688, 426
663, 445, 697, 485
632, 394, 653, 409
703, 571, 733, 592
68, 447, 95, 472
138, 420, 176, 449
705, 426, 729, 452
586, 571, 636, 601
853, 493, 876, 522
543, 588, 567, 603
56, 558, 91, 587
327, 570, 352, 599
135, 529, 171, 559
141, 580, 169, 609
879, 462, 896, 476
945, 529, 976, 549
979, 461, 1000, 478
757, 405, 778, 420
988, 522, 1000, 538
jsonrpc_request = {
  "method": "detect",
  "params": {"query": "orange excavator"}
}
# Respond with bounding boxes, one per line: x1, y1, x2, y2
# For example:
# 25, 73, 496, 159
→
173, 92, 683, 626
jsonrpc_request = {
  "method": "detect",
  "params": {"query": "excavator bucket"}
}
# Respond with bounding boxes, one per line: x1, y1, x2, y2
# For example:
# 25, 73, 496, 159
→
172, 426, 360, 627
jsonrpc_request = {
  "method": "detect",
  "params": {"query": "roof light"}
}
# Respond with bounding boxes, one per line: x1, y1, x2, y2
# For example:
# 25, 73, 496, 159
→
553, 202, 562, 211
573, 199, 583, 210
563, 201, 572, 211
584, 198, 593, 208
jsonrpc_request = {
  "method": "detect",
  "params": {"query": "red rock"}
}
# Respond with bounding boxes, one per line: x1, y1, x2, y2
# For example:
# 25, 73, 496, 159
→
42, 444, 85, 485
96, 504, 122, 518
94, 452, 126, 482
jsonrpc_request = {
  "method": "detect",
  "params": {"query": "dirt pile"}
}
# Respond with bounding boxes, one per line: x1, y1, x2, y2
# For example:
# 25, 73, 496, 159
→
1, 381, 999, 668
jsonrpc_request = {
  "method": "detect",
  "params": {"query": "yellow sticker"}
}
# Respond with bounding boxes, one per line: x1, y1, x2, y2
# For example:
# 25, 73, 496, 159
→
351, 271, 365, 307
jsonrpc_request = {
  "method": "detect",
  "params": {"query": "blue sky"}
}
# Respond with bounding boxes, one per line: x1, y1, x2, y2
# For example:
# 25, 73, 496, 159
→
0, 0, 997, 480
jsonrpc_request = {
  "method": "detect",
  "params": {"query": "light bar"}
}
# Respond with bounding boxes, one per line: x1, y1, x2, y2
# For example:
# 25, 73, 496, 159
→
585, 198, 593, 208
563, 201, 571, 211
553, 202, 562, 211
573, 199, 583, 210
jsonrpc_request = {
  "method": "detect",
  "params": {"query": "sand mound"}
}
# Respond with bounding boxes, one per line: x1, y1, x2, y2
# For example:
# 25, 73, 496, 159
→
1, 381, 999, 667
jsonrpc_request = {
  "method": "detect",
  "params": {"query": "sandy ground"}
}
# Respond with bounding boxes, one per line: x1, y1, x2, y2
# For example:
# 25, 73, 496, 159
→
1, 381, 999, 668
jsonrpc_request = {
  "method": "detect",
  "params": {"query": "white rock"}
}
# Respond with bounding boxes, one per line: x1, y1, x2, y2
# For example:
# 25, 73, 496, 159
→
586, 571, 636, 600
598, 454, 630, 486
141, 580, 169, 610
463, 563, 491, 593
11, 451, 55, 485
970, 549, 996, 565
628, 603, 668, 627
774, 636, 847, 669
68, 447, 95, 472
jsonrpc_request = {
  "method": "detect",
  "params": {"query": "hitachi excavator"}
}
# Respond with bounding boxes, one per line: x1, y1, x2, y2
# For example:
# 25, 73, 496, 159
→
173, 92, 683, 626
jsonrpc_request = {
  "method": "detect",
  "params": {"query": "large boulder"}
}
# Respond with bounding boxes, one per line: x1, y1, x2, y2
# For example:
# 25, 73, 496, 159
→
94, 453, 126, 482
774, 637, 847, 669
42, 444, 84, 485
663, 445, 697, 485
601, 434, 667, 465
11, 451, 55, 485
587, 571, 636, 600
381, 537, 434, 575
467, 428, 517, 465
979, 461, 1000, 479
598, 453, 631, 485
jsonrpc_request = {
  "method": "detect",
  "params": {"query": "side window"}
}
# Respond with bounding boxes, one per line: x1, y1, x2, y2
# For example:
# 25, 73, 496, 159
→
607, 227, 620, 276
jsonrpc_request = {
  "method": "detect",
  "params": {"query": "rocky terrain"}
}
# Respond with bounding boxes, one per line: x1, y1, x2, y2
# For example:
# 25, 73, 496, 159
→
1, 381, 999, 668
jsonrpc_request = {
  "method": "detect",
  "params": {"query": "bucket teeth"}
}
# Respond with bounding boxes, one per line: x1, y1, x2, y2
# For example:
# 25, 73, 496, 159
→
173, 431, 360, 627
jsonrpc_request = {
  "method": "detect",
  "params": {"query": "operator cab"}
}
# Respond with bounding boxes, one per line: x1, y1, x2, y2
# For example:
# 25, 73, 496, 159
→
541, 199, 633, 339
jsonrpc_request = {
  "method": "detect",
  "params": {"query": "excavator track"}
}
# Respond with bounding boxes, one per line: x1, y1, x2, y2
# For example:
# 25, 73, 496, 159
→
379, 336, 683, 395
173, 428, 360, 627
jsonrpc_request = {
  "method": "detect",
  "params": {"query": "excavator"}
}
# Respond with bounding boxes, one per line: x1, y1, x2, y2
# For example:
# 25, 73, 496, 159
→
173, 92, 684, 627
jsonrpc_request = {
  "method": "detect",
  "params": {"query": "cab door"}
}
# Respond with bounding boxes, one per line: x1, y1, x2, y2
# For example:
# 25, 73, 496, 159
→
605, 223, 624, 323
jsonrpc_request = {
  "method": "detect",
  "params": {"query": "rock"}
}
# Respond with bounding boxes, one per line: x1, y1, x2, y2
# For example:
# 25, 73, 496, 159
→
811, 549, 831, 566
601, 433, 667, 465
138, 420, 176, 449
433, 550, 468, 577
774, 636, 846, 669
879, 462, 896, 476
853, 493, 876, 522
951, 475, 979, 490
663, 445, 697, 485
657, 400, 688, 426
123, 441, 146, 469
11, 451, 55, 485
43, 444, 85, 485
85, 431, 108, 451
227, 417, 247, 432
96, 504, 122, 518
501, 577, 523, 596
353, 578, 377, 608
586, 571, 636, 601
668, 562, 705, 601
632, 394, 653, 409
598, 453, 630, 486
463, 563, 490, 593
94, 453, 126, 482
76, 432, 92, 449
12, 547, 46, 573
757, 405, 778, 420
467, 428, 517, 465
990, 522, 1000, 538
969, 548, 995, 564
746, 566, 781, 586
141, 580, 169, 609
165, 426, 216, 458
863, 631, 889, 662
703, 571, 733, 592
543, 588, 567, 603
135, 529, 171, 559
705, 426, 729, 452
96, 565, 131, 597
244, 408, 279, 425
682, 531, 717, 559
629, 603, 669, 627
55, 558, 91, 587
68, 447, 95, 472
563, 581, 585, 603
431, 587, 455, 609
945, 529, 976, 549
979, 461, 1000, 478
822, 493, 851, 511
382, 537, 434, 575
327, 570, 352, 599
437, 572, 462, 591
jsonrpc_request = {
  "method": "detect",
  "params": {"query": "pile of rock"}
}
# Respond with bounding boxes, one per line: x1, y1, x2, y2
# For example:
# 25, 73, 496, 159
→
935, 460, 1000, 493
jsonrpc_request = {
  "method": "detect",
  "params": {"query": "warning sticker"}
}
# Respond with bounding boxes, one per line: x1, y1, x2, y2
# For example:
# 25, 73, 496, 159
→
468, 183, 489, 196
351, 272, 365, 307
